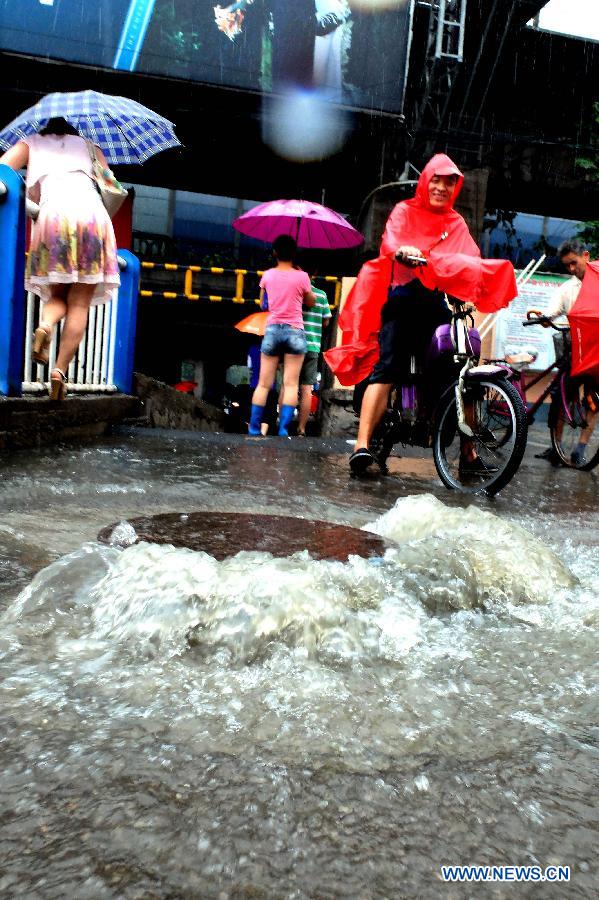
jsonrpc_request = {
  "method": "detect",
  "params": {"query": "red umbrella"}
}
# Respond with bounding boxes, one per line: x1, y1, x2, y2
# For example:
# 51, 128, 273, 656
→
234, 311, 268, 337
233, 198, 363, 249
569, 261, 599, 379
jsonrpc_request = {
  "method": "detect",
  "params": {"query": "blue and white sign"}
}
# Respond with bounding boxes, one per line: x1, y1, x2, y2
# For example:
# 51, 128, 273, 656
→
493, 274, 569, 371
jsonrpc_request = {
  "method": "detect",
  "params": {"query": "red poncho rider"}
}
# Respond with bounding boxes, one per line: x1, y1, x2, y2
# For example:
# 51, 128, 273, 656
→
324, 154, 517, 475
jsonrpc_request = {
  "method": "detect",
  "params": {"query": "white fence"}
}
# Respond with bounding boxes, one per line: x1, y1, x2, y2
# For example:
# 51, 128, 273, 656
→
22, 289, 120, 394
20, 190, 122, 394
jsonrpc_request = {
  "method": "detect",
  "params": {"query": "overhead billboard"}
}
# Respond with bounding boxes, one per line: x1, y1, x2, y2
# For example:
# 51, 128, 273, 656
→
0, 1, 414, 113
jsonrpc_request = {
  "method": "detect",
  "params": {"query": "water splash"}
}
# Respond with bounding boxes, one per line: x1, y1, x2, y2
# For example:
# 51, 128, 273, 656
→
2, 494, 576, 669
0, 489, 596, 896
365, 495, 575, 609
108, 520, 138, 547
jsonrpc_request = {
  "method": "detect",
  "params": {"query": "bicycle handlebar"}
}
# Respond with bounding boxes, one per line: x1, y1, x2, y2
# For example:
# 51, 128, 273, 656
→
395, 251, 427, 266
522, 315, 568, 331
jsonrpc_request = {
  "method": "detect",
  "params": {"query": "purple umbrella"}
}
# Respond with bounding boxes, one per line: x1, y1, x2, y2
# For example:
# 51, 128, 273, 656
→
232, 199, 363, 250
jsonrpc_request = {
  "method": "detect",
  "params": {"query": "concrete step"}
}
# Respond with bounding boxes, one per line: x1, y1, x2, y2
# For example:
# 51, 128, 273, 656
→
0, 393, 144, 450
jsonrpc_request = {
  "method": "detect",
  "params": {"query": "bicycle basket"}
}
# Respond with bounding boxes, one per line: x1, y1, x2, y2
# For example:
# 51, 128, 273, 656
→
552, 330, 571, 363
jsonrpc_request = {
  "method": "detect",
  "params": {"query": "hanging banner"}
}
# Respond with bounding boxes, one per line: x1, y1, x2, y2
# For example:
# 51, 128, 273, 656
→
493, 273, 569, 370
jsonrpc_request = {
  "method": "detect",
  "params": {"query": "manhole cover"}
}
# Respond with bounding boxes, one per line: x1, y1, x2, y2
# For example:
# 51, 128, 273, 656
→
97, 512, 386, 562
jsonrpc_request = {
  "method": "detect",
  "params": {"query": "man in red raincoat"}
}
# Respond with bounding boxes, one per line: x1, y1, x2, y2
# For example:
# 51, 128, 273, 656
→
324, 153, 517, 475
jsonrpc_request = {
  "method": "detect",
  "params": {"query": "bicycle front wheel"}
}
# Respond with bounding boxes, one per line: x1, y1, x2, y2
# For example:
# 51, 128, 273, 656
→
433, 376, 528, 496
550, 379, 599, 471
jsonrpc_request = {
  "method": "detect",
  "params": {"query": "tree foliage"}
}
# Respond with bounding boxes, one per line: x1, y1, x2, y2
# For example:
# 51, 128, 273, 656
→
576, 102, 599, 255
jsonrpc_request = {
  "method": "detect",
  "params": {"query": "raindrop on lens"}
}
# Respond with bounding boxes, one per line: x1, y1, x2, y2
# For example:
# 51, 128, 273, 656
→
262, 89, 350, 162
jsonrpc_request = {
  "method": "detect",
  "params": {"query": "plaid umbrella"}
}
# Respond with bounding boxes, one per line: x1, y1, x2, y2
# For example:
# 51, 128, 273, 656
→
0, 90, 180, 164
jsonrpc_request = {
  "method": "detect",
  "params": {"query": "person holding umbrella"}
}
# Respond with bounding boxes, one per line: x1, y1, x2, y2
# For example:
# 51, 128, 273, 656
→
232, 196, 362, 435
0, 117, 121, 399
249, 234, 315, 436
0, 89, 180, 401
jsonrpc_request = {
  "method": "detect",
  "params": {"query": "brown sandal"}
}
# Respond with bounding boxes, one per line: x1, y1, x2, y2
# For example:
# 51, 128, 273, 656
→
49, 368, 67, 401
32, 324, 52, 365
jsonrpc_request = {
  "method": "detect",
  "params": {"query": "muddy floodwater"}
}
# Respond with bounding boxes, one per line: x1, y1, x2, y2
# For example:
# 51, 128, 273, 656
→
0, 429, 597, 898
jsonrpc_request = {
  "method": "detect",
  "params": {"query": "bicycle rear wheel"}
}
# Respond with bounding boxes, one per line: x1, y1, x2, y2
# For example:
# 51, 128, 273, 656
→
433, 376, 528, 495
550, 378, 599, 471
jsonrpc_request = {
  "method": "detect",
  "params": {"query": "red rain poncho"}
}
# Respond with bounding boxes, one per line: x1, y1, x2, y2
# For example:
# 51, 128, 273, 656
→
569, 261, 599, 379
325, 154, 517, 386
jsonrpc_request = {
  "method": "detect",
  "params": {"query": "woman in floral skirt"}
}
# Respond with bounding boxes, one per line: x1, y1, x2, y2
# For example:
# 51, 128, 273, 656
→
0, 117, 121, 399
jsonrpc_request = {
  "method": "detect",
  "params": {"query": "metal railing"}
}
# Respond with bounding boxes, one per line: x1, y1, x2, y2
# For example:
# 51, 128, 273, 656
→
22, 270, 123, 394
19, 249, 139, 395
138, 260, 343, 308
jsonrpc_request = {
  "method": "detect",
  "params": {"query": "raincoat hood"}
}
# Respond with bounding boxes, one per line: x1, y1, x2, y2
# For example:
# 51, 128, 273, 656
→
410, 153, 464, 213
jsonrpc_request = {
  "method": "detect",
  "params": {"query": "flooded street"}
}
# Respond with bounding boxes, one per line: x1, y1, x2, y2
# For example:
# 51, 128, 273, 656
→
0, 428, 597, 898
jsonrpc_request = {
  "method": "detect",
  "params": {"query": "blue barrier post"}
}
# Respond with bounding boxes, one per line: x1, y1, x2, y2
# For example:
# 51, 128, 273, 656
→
0, 165, 26, 396
112, 248, 140, 394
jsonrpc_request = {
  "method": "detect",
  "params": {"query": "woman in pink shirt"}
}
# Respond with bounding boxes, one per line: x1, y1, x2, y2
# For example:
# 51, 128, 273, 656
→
249, 235, 315, 436
0, 117, 120, 400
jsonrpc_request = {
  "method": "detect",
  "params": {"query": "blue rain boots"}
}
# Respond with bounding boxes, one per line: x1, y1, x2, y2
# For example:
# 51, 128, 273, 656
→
248, 404, 265, 436
278, 404, 295, 437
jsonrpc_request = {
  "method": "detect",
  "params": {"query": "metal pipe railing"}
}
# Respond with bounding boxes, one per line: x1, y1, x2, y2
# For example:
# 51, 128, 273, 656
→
141, 259, 342, 308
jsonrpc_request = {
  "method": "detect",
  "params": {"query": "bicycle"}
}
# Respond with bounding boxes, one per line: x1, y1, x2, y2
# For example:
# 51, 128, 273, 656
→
363, 294, 529, 496
493, 313, 599, 471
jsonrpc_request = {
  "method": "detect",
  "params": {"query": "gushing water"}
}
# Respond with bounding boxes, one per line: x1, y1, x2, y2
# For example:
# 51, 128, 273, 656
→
0, 433, 597, 897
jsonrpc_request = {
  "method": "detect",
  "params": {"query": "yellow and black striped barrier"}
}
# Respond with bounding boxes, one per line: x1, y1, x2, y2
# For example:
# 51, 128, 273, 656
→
139, 290, 239, 303
139, 261, 342, 308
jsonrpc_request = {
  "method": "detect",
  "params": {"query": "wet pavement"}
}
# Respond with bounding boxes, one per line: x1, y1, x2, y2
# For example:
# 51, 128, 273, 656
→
0, 424, 597, 898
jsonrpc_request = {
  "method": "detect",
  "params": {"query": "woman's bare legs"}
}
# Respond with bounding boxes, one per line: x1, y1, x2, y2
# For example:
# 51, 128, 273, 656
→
251, 354, 280, 408
281, 353, 304, 407
33, 286, 68, 362
41, 285, 68, 330
53, 283, 95, 374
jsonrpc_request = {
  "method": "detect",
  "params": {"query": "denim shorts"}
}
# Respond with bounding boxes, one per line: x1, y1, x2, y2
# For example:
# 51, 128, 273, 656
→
261, 323, 307, 356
